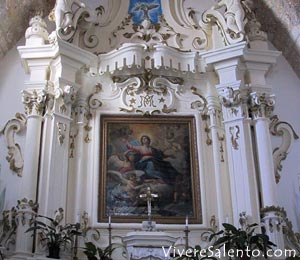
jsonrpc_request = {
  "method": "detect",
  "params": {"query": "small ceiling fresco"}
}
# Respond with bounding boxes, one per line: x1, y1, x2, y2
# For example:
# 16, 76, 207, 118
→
128, 0, 162, 24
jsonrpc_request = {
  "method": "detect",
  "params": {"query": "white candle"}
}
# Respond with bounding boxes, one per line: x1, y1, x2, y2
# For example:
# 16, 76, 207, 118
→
108, 215, 111, 226
185, 215, 188, 227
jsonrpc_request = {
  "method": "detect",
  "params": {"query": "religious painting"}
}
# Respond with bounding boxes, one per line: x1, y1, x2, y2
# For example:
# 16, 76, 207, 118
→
128, 0, 162, 24
98, 116, 202, 224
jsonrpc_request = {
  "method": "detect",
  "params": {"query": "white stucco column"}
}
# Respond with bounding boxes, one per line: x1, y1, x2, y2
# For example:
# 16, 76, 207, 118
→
202, 43, 260, 225
250, 94, 277, 207
20, 89, 47, 201
12, 199, 37, 260
17, 14, 52, 204
249, 93, 285, 250
36, 39, 97, 221
245, 50, 281, 208
72, 93, 89, 222
245, 49, 284, 251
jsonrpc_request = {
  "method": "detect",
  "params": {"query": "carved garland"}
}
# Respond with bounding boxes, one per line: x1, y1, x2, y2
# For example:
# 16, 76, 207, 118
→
0, 113, 27, 176
190, 87, 212, 145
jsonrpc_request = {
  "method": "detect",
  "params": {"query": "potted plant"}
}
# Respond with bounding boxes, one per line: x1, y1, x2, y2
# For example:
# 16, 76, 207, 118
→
26, 215, 81, 259
209, 222, 276, 259
83, 242, 115, 260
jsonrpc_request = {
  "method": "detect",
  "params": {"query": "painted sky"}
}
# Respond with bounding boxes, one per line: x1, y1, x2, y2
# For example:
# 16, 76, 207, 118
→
128, 0, 162, 24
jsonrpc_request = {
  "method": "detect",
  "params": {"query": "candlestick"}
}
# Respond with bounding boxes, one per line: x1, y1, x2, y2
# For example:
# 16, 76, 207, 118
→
184, 224, 190, 250
108, 215, 112, 248
73, 223, 80, 260
185, 215, 188, 228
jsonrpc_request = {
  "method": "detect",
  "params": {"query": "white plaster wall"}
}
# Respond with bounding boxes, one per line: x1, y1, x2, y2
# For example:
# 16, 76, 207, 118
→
0, 37, 28, 210
268, 43, 300, 232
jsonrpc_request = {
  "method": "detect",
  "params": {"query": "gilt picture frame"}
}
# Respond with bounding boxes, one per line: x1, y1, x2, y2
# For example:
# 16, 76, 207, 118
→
98, 115, 202, 224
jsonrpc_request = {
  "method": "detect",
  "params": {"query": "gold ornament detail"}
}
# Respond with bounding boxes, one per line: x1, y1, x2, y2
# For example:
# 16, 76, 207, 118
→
229, 125, 240, 150
217, 132, 225, 162
57, 122, 67, 145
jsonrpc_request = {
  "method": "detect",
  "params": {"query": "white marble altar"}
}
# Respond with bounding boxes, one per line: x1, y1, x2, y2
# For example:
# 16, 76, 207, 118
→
123, 231, 177, 260
1, 0, 300, 259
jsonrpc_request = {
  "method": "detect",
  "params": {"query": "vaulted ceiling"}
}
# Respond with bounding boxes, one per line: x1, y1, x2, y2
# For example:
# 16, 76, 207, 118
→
0, 0, 300, 78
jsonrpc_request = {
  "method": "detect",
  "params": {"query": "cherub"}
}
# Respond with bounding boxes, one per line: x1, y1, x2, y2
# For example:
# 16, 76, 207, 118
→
108, 170, 146, 206
133, 3, 159, 21
211, 0, 245, 33
50, 0, 86, 30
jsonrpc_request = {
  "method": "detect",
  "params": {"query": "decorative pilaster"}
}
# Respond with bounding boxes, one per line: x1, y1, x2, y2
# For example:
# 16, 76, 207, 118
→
207, 47, 261, 226
72, 92, 90, 223
29, 39, 97, 222
206, 93, 232, 224
249, 92, 277, 208
38, 82, 78, 218
21, 89, 47, 201
13, 198, 37, 259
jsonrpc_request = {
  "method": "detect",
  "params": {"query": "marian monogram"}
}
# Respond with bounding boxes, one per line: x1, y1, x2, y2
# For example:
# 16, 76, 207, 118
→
138, 94, 156, 108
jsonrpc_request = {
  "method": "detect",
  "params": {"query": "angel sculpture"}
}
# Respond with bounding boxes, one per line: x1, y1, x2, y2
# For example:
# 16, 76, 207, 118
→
133, 3, 159, 21
54, 207, 64, 224
211, 0, 245, 33
50, 0, 86, 30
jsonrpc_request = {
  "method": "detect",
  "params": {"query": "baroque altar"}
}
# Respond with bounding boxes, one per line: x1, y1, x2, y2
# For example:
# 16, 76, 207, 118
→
0, 0, 300, 259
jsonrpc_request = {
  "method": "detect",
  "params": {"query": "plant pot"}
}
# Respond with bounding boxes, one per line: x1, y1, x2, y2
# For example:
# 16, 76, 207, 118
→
47, 245, 60, 259
87, 256, 97, 260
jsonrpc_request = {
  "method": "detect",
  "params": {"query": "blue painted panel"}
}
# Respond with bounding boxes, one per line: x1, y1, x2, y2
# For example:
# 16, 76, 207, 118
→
128, 0, 162, 24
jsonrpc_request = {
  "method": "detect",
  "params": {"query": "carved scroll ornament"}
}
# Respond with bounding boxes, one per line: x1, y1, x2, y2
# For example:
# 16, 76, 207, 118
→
270, 115, 299, 183
0, 113, 27, 176
112, 71, 183, 115
229, 125, 240, 150
202, 0, 245, 45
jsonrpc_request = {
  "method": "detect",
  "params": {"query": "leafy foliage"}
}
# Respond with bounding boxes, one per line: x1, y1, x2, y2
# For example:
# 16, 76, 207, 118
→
209, 223, 276, 259
26, 215, 81, 248
83, 242, 115, 260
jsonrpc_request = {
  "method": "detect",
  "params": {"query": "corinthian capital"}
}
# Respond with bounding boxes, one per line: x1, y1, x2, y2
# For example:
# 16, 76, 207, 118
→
249, 92, 275, 118
22, 89, 48, 116
15, 198, 38, 226
55, 85, 77, 105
